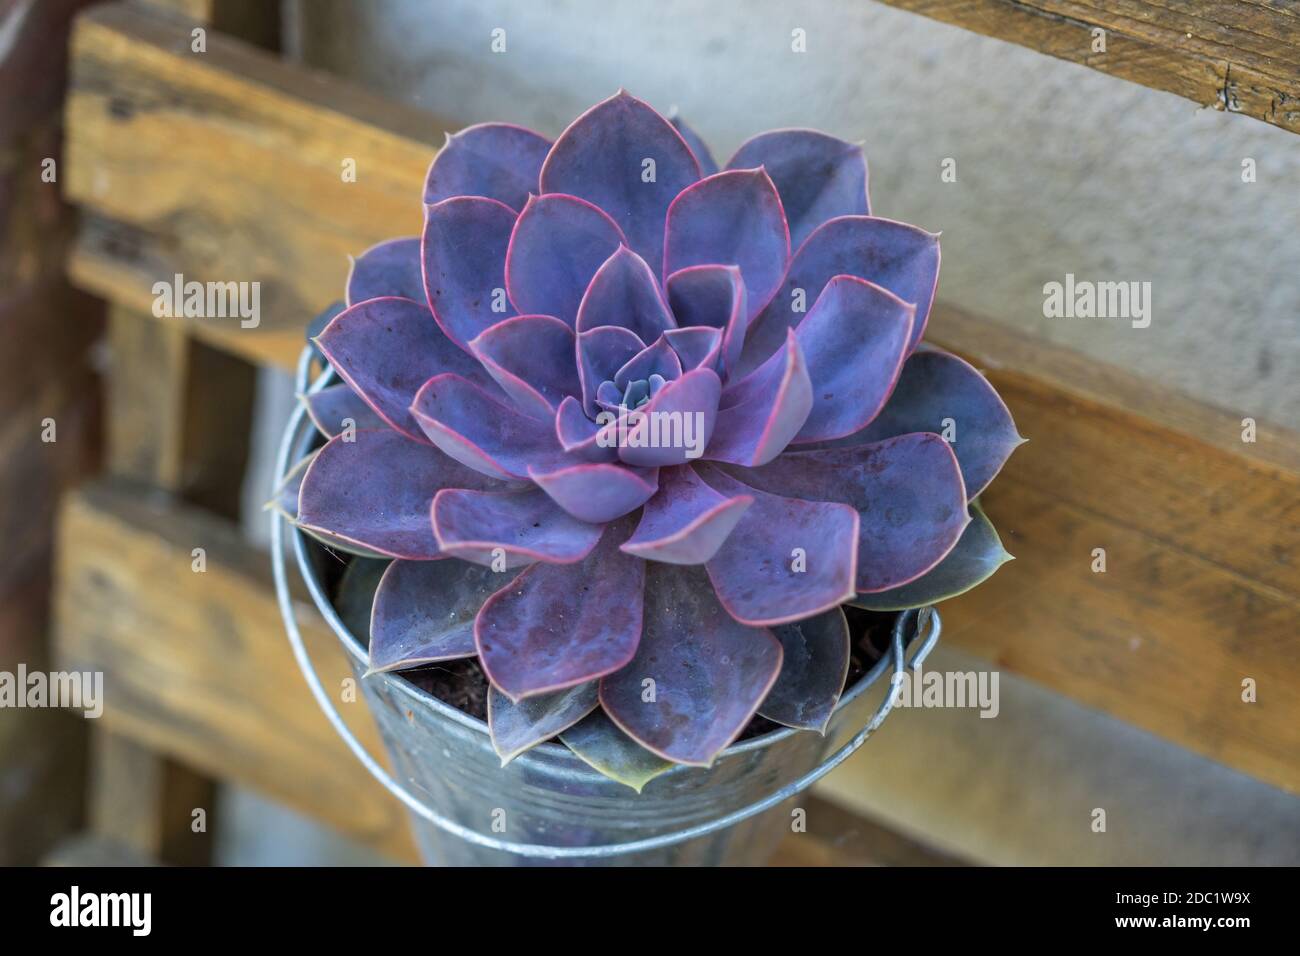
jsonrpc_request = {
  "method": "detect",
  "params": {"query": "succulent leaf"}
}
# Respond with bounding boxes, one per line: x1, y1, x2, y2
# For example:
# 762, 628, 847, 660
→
669, 115, 719, 177
432, 485, 604, 568
554, 395, 618, 463
757, 607, 851, 732
620, 463, 752, 565
726, 129, 869, 250
488, 681, 600, 765
600, 562, 782, 766
411, 373, 565, 481
476, 519, 645, 701
421, 196, 519, 351
528, 462, 659, 523
848, 500, 1012, 610
706, 329, 811, 467
731, 433, 970, 593
425, 122, 551, 210
614, 335, 682, 389
541, 90, 701, 272
315, 296, 498, 442
469, 313, 580, 420
663, 168, 790, 321
303, 383, 386, 439
505, 193, 626, 325
577, 325, 645, 416
697, 463, 859, 626
787, 275, 914, 443
576, 245, 677, 342
740, 215, 939, 376
663, 326, 723, 373
298, 430, 497, 560
369, 558, 514, 673
347, 237, 424, 306
559, 710, 674, 792
664, 264, 747, 379
824, 349, 1024, 500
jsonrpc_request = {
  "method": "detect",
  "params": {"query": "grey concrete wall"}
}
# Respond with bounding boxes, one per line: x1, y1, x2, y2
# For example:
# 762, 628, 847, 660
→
293, 0, 1299, 424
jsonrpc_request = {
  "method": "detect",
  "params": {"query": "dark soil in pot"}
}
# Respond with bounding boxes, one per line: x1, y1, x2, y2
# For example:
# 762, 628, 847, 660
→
327, 546, 900, 741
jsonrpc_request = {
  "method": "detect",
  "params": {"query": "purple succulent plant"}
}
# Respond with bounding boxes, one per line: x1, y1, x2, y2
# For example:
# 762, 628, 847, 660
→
283, 91, 1022, 788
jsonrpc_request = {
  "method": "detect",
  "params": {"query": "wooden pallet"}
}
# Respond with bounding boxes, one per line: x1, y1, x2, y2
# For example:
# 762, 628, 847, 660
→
877, 1, 1300, 134
47, 0, 1300, 864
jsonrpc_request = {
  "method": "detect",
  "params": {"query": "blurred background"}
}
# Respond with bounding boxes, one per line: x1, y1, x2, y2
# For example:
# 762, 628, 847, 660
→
3, 0, 1297, 866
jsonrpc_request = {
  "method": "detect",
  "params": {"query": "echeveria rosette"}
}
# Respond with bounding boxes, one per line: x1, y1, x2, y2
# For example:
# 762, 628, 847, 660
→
288, 91, 1023, 788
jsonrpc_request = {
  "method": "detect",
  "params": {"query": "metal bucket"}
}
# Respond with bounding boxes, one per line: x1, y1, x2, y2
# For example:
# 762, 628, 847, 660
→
272, 348, 940, 866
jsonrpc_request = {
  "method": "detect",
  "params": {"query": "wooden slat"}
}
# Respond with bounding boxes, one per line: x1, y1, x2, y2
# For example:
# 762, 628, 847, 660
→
44, 833, 158, 867
767, 797, 967, 866
929, 310, 1300, 791
877, 0, 1300, 134
928, 307, 1299, 595
89, 729, 215, 865
106, 309, 191, 491
58, 1, 1300, 792
106, 305, 256, 518
150, 0, 279, 50
64, 1, 441, 369
53, 478, 423, 863
945, 481, 1299, 790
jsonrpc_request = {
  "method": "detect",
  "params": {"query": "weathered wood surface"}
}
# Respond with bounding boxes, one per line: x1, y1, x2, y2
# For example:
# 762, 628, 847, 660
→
44, 832, 158, 867
65, 1, 439, 368
0, 0, 105, 863
54, 479, 953, 865
106, 305, 256, 518
89, 729, 215, 865
54, 478, 424, 862
932, 305, 1299, 596
59, 2, 1300, 791
151, 0, 280, 50
935, 307, 1300, 791
73, 0, 294, 865
878, 0, 1300, 134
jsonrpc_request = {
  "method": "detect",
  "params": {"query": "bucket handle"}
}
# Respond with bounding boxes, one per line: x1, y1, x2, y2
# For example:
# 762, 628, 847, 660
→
272, 347, 940, 860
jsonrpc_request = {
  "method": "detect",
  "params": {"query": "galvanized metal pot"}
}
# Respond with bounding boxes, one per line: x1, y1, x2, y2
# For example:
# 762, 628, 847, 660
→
272, 349, 939, 866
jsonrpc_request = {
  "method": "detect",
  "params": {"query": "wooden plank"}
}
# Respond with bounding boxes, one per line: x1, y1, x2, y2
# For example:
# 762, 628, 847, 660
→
64, 1, 441, 369
768, 796, 968, 866
106, 308, 191, 490
78, 0, 288, 864
90, 729, 215, 865
876, 0, 1300, 134
90, 731, 169, 854
44, 833, 158, 867
945, 480, 1299, 791
926, 314, 1300, 791
150, 0, 280, 50
928, 307, 1300, 596
106, 305, 256, 517
58, 1, 1300, 789
53, 478, 422, 863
